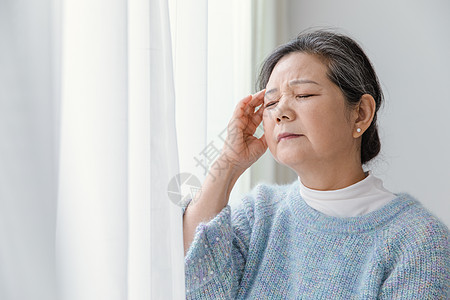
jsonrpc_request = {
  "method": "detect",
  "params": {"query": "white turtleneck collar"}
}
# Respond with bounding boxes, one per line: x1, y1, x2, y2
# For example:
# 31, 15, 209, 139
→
298, 172, 397, 218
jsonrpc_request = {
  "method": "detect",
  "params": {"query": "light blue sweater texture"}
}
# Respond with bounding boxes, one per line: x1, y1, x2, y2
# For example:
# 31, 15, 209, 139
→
184, 181, 450, 299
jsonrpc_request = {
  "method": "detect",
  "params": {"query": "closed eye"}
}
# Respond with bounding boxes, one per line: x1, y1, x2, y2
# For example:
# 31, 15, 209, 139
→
295, 94, 314, 99
265, 94, 315, 107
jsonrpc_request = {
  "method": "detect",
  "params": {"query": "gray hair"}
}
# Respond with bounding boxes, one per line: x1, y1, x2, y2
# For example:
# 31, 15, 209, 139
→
257, 29, 383, 164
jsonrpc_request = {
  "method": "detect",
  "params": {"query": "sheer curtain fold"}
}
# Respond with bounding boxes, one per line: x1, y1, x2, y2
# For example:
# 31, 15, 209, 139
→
148, 0, 185, 298
170, 0, 208, 188
56, 0, 183, 299
0, 1, 58, 299
56, 0, 129, 299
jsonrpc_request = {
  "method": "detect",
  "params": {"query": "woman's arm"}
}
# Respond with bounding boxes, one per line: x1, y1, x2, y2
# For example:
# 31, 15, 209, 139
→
184, 195, 256, 299
183, 156, 243, 255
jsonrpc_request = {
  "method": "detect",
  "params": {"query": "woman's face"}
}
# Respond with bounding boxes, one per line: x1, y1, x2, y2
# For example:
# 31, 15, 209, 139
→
262, 52, 358, 172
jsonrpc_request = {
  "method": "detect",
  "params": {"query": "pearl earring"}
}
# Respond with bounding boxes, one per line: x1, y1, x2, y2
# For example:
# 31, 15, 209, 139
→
356, 128, 362, 133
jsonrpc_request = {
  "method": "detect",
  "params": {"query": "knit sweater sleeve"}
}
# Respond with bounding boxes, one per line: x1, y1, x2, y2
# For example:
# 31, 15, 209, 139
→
379, 214, 450, 299
183, 196, 255, 299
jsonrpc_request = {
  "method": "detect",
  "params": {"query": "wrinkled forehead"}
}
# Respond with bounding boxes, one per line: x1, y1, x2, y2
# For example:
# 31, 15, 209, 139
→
264, 53, 328, 98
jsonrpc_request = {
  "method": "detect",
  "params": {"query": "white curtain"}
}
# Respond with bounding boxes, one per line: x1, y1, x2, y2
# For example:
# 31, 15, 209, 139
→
56, 0, 184, 299
1, 0, 184, 299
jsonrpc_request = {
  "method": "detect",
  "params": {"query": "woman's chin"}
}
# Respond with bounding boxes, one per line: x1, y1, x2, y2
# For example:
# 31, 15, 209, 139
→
275, 154, 306, 168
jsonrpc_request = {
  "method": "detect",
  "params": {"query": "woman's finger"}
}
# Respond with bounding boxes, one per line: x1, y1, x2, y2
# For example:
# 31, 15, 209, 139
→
252, 106, 264, 128
245, 90, 265, 115
249, 89, 265, 107
252, 89, 266, 98
233, 94, 252, 118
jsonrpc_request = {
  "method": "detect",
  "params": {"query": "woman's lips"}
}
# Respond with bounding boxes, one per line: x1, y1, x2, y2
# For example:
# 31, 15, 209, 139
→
279, 135, 301, 141
277, 133, 303, 142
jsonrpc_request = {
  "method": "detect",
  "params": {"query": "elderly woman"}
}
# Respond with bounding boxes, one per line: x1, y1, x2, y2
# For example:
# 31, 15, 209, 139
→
182, 30, 449, 299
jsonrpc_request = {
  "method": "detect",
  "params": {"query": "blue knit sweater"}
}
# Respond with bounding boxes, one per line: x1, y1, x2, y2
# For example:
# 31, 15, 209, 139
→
184, 181, 450, 299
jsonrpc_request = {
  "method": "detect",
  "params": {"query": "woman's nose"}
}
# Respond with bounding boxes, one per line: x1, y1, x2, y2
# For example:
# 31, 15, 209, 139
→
276, 114, 290, 123
275, 98, 295, 123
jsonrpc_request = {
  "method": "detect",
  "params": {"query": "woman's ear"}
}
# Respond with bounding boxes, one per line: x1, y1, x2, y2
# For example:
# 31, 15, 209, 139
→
353, 94, 376, 138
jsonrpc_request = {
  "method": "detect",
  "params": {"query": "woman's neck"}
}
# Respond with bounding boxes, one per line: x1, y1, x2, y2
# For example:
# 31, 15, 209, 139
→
294, 162, 366, 191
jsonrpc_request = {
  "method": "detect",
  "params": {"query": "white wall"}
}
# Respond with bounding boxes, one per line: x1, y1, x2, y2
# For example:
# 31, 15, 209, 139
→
286, 0, 450, 227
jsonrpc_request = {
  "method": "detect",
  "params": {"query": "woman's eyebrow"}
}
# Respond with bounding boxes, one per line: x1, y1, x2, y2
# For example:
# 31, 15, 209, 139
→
289, 79, 320, 86
264, 88, 278, 98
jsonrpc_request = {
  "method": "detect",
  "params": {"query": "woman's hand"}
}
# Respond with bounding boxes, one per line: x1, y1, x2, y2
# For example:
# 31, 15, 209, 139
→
183, 90, 267, 254
220, 90, 268, 174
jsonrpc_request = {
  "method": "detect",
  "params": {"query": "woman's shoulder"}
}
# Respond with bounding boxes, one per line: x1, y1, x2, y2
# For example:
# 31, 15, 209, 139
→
233, 180, 299, 222
382, 193, 449, 251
